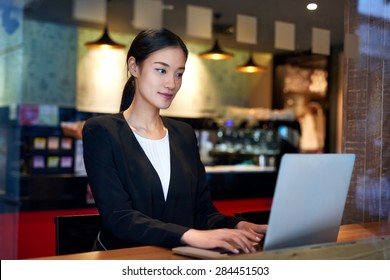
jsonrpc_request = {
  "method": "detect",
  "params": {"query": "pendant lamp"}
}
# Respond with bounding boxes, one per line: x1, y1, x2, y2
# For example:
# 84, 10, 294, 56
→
199, 39, 234, 60
199, 12, 234, 60
84, 0, 125, 49
236, 54, 266, 73
85, 26, 125, 49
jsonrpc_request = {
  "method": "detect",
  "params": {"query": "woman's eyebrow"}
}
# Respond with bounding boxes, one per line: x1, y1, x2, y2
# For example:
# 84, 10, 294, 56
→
154, 61, 169, 67
154, 61, 185, 70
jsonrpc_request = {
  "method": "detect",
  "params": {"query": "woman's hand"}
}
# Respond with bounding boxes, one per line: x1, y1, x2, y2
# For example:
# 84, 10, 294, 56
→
235, 221, 268, 236
180, 228, 262, 254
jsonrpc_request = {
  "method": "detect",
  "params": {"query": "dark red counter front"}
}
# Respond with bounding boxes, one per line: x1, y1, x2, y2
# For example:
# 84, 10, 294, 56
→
2, 166, 276, 259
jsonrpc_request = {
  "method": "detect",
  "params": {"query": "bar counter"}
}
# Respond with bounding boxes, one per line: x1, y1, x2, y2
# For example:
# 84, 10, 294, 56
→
30, 221, 390, 260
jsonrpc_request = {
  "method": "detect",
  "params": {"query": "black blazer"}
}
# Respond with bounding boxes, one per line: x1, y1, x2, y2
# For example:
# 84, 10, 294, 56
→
82, 113, 241, 249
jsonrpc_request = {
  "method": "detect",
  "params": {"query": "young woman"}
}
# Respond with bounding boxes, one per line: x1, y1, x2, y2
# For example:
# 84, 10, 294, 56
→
82, 28, 267, 254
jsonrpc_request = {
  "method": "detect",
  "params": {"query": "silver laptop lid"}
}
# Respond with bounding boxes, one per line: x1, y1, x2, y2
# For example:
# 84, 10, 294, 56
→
263, 153, 355, 251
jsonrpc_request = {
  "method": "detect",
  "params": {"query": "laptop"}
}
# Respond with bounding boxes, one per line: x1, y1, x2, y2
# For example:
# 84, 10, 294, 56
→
172, 153, 355, 259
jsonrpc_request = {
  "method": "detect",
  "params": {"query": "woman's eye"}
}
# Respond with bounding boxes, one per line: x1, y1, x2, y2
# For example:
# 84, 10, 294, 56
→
176, 72, 184, 78
156, 68, 166, 74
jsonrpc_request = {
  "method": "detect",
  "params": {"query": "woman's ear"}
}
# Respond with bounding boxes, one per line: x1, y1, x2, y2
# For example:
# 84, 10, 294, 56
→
128, 56, 138, 77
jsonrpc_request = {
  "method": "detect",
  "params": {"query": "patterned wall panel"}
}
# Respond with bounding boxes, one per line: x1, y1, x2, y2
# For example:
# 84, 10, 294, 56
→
22, 20, 77, 106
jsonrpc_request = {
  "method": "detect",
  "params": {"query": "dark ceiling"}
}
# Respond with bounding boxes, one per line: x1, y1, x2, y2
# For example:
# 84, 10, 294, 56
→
24, 0, 345, 54
162, 0, 345, 53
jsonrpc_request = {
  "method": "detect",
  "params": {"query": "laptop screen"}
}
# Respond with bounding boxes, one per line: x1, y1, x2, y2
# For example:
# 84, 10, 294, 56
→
263, 153, 355, 251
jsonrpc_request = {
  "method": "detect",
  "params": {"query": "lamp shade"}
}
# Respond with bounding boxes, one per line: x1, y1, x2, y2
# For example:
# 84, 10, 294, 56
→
236, 55, 266, 73
84, 26, 125, 49
199, 40, 233, 60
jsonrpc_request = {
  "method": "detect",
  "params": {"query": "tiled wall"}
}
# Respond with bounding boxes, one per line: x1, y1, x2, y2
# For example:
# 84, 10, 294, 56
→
343, 0, 390, 223
1, 18, 77, 107
22, 20, 77, 106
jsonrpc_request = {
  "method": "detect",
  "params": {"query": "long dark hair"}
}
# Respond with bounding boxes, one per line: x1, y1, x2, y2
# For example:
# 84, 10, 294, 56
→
119, 28, 188, 111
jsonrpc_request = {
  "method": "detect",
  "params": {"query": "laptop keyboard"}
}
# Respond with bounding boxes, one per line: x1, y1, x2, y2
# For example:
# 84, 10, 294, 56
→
212, 239, 265, 255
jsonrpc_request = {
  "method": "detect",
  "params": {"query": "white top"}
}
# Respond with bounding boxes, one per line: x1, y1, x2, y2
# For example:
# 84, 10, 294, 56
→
133, 130, 171, 201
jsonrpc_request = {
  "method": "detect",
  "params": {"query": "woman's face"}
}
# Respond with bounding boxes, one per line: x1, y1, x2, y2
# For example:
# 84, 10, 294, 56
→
130, 47, 186, 110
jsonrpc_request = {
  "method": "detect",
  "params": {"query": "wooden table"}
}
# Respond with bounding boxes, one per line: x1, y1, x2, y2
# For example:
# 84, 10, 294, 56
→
336, 221, 390, 242
31, 221, 390, 260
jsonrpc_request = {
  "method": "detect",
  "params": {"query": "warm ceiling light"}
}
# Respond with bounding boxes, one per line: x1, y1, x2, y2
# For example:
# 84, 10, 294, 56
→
84, 0, 125, 50
236, 54, 266, 73
85, 26, 126, 49
199, 40, 234, 60
307, 3, 318, 10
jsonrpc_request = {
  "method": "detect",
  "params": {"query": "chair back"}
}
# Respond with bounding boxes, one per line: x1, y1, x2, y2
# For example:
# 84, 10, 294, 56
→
235, 210, 271, 224
54, 214, 102, 255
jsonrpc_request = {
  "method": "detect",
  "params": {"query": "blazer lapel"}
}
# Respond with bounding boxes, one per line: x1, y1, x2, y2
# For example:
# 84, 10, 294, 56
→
117, 114, 166, 212
163, 119, 190, 205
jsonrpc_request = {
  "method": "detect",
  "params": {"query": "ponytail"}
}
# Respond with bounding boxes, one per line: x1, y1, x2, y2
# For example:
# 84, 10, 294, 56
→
119, 76, 135, 111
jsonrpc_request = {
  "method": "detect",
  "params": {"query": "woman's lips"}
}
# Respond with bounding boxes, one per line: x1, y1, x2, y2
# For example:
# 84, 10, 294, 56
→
159, 92, 174, 100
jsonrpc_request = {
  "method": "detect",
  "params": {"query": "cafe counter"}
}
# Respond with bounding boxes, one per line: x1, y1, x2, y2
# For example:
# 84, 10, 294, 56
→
19, 165, 277, 211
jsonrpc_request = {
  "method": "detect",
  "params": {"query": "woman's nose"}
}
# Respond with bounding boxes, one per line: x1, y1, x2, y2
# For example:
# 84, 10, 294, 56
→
164, 75, 176, 89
